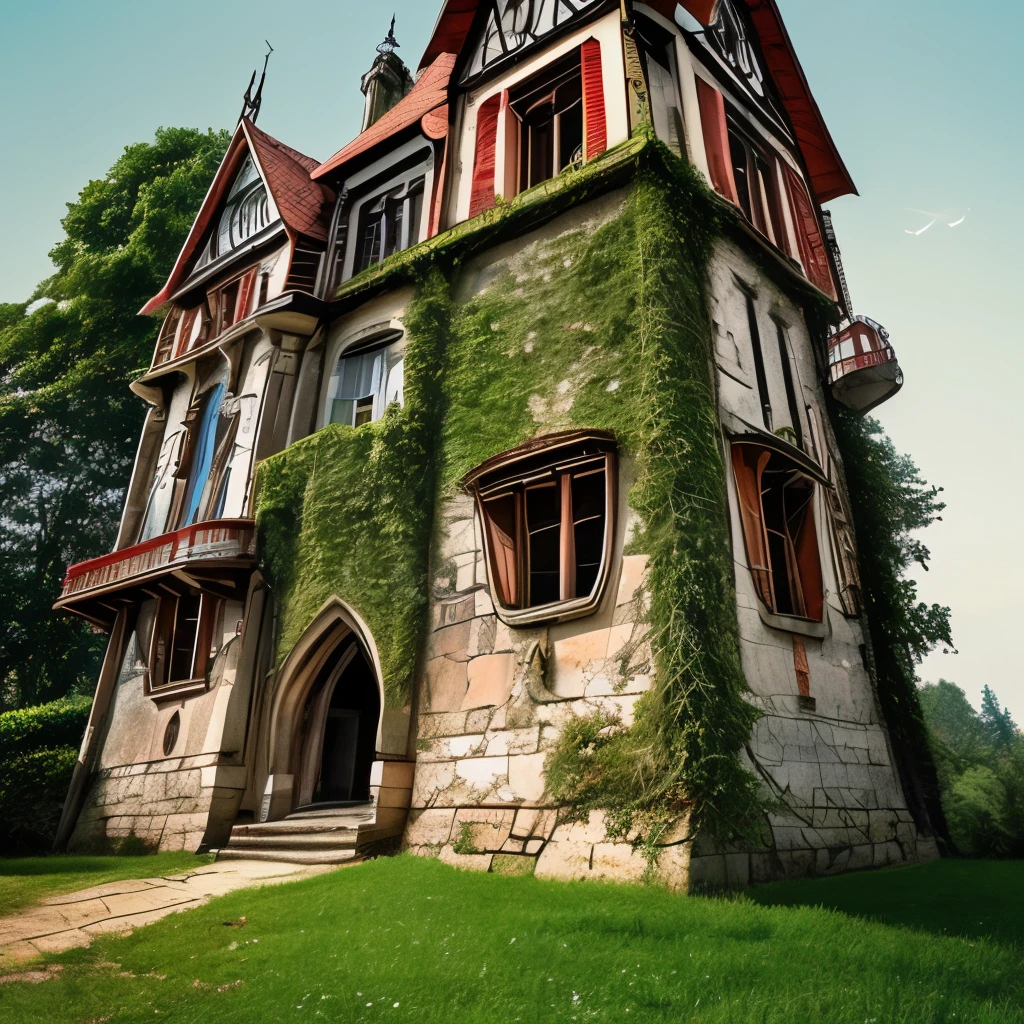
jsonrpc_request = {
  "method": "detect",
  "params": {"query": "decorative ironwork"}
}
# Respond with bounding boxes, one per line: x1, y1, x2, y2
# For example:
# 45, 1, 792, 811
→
239, 41, 274, 124
462, 0, 604, 82
377, 16, 400, 56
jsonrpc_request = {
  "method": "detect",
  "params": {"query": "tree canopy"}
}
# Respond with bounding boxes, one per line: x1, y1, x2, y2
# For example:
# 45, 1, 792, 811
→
0, 127, 230, 710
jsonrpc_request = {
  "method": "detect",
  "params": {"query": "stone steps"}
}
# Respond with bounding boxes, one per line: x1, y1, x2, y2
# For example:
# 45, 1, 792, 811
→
213, 802, 401, 866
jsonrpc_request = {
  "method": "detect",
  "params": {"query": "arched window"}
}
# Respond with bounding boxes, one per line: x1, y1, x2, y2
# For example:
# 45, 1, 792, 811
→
325, 334, 405, 428
198, 156, 273, 267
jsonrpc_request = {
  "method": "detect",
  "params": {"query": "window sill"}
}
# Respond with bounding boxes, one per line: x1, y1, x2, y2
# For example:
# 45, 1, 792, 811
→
147, 678, 209, 703
755, 605, 829, 639
492, 592, 605, 629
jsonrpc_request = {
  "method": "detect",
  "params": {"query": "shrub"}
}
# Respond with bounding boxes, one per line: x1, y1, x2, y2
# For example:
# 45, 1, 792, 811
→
0, 696, 91, 854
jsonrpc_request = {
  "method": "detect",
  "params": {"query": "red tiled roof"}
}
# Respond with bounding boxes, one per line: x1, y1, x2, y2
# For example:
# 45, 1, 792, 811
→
246, 121, 333, 240
140, 121, 327, 315
312, 54, 456, 180
420, 0, 855, 203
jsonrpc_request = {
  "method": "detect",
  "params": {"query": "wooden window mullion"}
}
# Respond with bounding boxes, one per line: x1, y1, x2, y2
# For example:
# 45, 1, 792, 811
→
559, 472, 575, 602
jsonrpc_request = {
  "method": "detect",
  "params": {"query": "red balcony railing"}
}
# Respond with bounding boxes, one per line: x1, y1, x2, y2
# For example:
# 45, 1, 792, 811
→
59, 519, 257, 603
827, 317, 903, 413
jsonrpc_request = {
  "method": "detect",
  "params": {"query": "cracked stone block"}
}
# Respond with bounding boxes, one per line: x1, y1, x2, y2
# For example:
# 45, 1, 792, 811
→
485, 727, 540, 757
873, 841, 904, 867
429, 621, 473, 660
445, 734, 487, 759
438, 846, 494, 873
590, 843, 647, 883
868, 810, 898, 844
614, 555, 649, 608
411, 761, 458, 807
425, 657, 469, 713
462, 654, 516, 711
507, 752, 548, 803
502, 837, 526, 854
535, 826, 593, 881
551, 629, 612, 697
453, 808, 516, 852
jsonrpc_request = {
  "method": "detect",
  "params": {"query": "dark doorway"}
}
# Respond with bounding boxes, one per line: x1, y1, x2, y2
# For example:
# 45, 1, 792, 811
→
299, 640, 381, 806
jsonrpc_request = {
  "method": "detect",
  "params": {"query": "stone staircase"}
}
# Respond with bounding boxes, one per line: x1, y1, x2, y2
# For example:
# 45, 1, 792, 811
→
214, 802, 403, 866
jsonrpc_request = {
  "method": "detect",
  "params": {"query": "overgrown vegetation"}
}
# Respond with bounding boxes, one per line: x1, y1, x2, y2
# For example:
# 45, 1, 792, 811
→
255, 275, 450, 708
0, 127, 229, 711
0, 696, 91, 854
2, 856, 1023, 1022
831, 411, 954, 842
921, 679, 1024, 857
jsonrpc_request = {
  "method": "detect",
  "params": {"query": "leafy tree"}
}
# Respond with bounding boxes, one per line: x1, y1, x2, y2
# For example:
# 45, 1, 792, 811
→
980, 685, 1017, 752
0, 127, 230, 710
919, 680, 987, 759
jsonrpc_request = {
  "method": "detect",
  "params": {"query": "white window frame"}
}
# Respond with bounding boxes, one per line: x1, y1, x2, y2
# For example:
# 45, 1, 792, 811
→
320, 322, 407, 430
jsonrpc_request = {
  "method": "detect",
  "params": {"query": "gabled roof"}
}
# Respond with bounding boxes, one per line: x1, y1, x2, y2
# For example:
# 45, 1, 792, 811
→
312, 53, 456, 181
140, 120, 329, 315
419, 0, 856, 203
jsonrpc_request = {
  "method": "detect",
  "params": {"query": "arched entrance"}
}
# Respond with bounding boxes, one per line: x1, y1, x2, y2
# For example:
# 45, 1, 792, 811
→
295, 638, 381, 808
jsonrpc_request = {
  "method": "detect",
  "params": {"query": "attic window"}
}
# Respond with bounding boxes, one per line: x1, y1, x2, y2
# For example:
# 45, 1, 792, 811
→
731, 441, 824, 624
199, 156, 272, 266
466, 432, 616, 625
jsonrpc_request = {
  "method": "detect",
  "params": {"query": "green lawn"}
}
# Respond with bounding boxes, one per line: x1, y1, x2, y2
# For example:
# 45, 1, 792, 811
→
0, 853, 213, 917
0, 855, 1021, 1023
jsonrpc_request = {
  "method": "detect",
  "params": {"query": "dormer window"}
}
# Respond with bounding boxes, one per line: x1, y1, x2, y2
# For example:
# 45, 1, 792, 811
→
466, 432, 616, 625
356, 178, 425, 274
198, 156, 272, 267
326, 334, 405, 427
511, 57, 584, 189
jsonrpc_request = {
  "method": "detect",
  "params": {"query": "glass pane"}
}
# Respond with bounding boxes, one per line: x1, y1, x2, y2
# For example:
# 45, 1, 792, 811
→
558, 97, 583, 170
169, 595, 201, 682
182, 383, 226, 527
571, 468, 605, 522
359, 215, 383, 271
573, 518, 604, 597
384, 198, 404, 259
333, 351, 384, 401
228, 156, 261, 198
331, 398, 356, 426
525, 481, 559, 532
728, 131, 753, 224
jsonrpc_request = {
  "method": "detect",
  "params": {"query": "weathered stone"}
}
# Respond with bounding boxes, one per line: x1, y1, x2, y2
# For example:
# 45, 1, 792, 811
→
462, 653, 516, 710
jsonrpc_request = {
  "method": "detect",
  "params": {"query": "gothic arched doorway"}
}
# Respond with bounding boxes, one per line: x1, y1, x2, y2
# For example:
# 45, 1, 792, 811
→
295, 637, 381, 809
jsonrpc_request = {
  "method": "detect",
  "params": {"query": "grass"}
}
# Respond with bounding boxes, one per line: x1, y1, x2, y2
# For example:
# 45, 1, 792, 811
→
0, 856, 1022, 1023
0, 853, 213, 917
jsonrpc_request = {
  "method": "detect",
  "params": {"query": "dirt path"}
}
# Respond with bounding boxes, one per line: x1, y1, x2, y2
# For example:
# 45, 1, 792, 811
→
0, 858, 333, 971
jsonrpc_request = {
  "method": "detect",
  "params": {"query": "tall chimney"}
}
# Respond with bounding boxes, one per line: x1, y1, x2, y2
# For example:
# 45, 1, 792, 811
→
361, 18, 414, 131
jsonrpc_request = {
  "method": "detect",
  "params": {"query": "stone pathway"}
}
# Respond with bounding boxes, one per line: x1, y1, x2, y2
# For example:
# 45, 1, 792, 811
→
0, 858, 334, 970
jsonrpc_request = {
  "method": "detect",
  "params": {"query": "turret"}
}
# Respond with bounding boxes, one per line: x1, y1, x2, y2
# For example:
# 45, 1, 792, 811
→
360, 18, 413, 131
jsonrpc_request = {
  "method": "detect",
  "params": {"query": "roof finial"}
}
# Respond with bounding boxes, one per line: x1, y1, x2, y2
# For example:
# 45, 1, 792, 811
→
377, 16, 400, 56
239, 41, 274, 124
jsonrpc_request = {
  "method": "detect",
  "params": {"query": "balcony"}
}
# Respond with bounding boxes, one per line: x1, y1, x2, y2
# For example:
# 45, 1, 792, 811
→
55, 519, 258, 628
828, 316, 904, 413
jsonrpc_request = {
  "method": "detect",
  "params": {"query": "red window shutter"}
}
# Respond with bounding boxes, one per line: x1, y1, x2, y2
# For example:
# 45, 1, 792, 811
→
175, 307, 198, 359
236, 269, 258, 321
581, 38, 607, 161
470, 93, 502, 219
782, 165, 838, 300
696, 78, 739, 206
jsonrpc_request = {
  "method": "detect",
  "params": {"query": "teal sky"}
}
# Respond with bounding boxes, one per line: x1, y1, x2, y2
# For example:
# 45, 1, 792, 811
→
1, 1, 1019, 718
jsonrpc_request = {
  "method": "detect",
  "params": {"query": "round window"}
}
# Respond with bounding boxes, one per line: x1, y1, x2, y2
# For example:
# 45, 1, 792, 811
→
163, 711, 181, 757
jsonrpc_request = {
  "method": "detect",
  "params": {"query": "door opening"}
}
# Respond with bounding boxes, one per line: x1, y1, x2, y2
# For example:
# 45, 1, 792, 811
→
297, 639, 381, 807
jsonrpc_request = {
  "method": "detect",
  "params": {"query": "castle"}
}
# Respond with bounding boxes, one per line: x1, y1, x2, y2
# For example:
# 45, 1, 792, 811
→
54, 0, 937, 889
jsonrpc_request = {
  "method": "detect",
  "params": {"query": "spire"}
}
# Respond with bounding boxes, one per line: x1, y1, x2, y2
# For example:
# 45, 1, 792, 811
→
239, 41, 274, 124
360, 18, 413, 132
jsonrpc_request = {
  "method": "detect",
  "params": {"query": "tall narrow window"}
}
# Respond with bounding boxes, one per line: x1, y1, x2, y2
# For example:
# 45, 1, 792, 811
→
643, 41, 685, 156
356, 178, 425, 274
326, 335, 405, 428
467, 433, 615, 624
732, 441, 824, 623
511, 55, 584, 191
774, 320, 804, 450
727, 121, 787, 248
741, 287, 772, 430
178, 381, 231, 527
149, 591, 222, 695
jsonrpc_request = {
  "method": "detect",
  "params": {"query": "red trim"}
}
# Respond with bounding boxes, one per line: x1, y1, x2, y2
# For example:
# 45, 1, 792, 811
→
428, 136, 449, 238
696, 78, 740, 206
581, 38, 607, 161
60, 520, 257, 600
782, 163, 837, 300
236, 268, 258, 322
418, 1, 855, 202
469, 93, 502, 218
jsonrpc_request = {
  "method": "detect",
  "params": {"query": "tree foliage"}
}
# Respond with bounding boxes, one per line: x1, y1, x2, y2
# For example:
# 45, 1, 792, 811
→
0, 127, 229, 710
920, 679, 1024, 858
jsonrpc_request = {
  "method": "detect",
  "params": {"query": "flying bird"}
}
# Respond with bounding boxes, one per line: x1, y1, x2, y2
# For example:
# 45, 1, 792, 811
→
906, 219, 936, 236
905, 207, 969, 236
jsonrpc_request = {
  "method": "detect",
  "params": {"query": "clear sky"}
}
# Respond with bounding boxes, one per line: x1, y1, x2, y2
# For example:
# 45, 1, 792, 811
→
1, 1, 1019, 718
